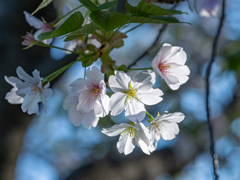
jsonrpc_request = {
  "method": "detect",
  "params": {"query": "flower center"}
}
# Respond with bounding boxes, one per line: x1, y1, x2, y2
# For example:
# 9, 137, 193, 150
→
159, 62, 170, 73
121, 127, 136, 137
88, 84, 101, 99
125, 81, 139, 102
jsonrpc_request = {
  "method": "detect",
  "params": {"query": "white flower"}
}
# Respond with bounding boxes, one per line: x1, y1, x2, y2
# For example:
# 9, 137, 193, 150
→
63, 66, 109, 129
196, 0, 221, 17
109, 71, 163, 122
149, 111, 185, 151
102, 122, 152, 155
5, 66, 52, 115
152, 43, 190, 90
24, 11, 53, 44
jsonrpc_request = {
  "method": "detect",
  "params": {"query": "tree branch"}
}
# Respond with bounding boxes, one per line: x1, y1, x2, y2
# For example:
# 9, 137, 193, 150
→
205, 1, 226, 180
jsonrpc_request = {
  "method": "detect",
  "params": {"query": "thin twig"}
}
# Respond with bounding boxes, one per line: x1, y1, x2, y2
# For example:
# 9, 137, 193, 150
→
127, 4, 178, 69
205, 0, 226, 180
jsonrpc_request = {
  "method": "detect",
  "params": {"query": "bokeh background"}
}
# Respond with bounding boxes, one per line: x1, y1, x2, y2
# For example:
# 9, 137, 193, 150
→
1, 0, 240, 180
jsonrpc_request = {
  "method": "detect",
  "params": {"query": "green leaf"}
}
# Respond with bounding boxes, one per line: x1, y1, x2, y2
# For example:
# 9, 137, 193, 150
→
79, 0, 117, 11
64, 22, 98, 42
90, 11, 129, 32
38, 12, 84, 40
126, 1, 185, 16
32, 0, 53, 15
79, 52, 100, 67
129, 15, 181, 24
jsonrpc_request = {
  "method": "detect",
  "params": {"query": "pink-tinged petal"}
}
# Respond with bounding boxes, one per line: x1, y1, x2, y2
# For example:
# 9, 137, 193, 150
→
133, 71, 155, 91
110, 92, 126, 116
63, 95, 78, 110
152, 43, 172, 67
167, 46, 187, 65
86, 66, 104, 83
125, 98, 146, 122
160, 112, 185, 123
23, 11, 45, 29
16, 66, 36, 84
109, 71, 131, 92
81, 110, 99, 129
127, 0, 141, 6
76, 91, 96, 114
117, 133, 135, 155
187, 0, 195, 12
21, 92, 41, 115
159, 121, 179, 140
138, 88, 163, 105
102, 123, 132, 137
32, 69, 41, 83
68, 103, 83, 126
70, 79, 90, 94
4, 76, 22, 87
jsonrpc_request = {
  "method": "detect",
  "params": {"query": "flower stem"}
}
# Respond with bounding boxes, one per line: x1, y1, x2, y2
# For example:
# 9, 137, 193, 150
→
125, 67, 153, 71
124, 24, 143, 34
40, 43, 79, 54
42, 54, 94, 83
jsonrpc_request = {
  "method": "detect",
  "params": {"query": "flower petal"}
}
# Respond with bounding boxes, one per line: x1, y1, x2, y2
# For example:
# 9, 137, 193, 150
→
117, 133, 135, 155
23, 11, 45, 29
109, 71, 131, 92
81, 110, 99, 129
159, 121, 179, 140
68, 103, 83, 126
76, 91, 96, 114
86, 66, 104, 83
160, 112, 185, 123
152, 43, 172, 68
102, 123, 132, 137
63, 95, 78, 110
167, 46, 187, 65
21, 92, 41, 115
110, 92, 126, 116
16, 66, 36, 84
125, 98, 146, 122
133, 71, 155, 91
138, 88, 163, 105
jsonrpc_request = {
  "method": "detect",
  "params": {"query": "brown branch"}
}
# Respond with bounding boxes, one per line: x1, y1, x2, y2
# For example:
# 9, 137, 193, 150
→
205, 0, 226, 180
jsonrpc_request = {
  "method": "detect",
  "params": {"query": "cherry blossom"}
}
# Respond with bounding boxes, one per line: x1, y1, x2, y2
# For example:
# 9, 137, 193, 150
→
63, 66, 109, 129
149, 111, 185, 151
24, 11, 53, 44
22, 32, 37, 46
102, 122, 152, 155
152, 43, 190, 90
5, 67, 52, 115
109, 70, 163, 122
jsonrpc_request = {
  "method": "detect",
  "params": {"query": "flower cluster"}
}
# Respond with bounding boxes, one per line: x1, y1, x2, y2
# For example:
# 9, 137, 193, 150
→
5, 42, 189, 155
